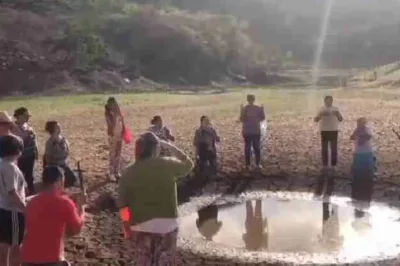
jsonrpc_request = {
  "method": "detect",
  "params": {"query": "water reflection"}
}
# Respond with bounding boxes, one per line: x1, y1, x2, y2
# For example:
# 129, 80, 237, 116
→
179, 194, 400, 261
196, 204, 222, 241
320, 201, 343, 250
243, 200, 268, 251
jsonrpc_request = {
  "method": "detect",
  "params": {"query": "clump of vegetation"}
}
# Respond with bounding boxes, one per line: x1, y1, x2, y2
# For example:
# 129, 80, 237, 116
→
57, 0, 279, 84
0, 0, 282, 94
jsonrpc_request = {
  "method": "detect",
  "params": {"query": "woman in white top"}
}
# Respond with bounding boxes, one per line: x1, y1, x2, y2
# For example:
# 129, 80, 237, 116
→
314, 96, 343, 170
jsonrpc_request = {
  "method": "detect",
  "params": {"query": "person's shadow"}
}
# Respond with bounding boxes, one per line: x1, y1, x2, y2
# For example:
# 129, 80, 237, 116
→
242, 200, 268, 251
196, 204, 223, 241
320, 201, 343, 250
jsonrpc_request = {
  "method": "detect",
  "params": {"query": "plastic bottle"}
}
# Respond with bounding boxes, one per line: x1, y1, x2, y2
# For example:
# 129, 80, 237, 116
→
260, 120, 268, 144
260, 105, 268, 145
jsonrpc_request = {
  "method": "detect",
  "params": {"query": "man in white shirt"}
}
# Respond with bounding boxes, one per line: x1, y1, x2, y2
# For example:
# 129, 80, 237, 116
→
314, 96, 343, 170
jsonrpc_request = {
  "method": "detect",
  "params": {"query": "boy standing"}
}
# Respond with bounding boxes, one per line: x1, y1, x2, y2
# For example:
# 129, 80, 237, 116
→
0, 135, 26, 266
21, 166, 85, 266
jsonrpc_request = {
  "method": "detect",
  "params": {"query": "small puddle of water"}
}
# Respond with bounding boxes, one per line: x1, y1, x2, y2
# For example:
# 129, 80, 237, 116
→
178, 194, 400, 264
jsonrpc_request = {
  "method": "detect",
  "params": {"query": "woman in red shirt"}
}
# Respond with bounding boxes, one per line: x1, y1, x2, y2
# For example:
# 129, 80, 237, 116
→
20, 166, 86, 266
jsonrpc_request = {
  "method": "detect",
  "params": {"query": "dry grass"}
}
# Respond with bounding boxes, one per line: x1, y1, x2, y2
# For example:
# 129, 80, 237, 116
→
2, 87, 400, 186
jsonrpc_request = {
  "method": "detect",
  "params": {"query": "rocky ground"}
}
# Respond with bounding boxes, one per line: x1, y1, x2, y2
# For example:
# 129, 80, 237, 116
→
3, 89, 400, 265
63, 169, 400, 266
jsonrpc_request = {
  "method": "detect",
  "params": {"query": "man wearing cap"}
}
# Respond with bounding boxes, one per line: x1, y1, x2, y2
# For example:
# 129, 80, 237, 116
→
0, 111, 22, 143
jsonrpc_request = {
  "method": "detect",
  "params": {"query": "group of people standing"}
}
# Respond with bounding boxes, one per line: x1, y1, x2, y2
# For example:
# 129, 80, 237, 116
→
105, 94, 267, 182
313, 95, 376, 209
115, 94, 377, 265
0, 92, 377, 266
0, 109, 83, 266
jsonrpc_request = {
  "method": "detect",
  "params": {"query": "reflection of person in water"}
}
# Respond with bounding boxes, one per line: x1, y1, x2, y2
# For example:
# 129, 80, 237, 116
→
321, 202, 343, 250
352, 209, 372, 232
196, 205, 222, 241
242, 200, 268, 251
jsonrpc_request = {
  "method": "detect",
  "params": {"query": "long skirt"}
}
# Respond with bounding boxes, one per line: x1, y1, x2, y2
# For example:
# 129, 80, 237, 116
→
132, 229, 178, 266
351, 152, 375, 209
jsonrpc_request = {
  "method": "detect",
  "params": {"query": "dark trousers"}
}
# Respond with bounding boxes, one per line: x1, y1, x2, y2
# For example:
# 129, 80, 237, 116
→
198, 145, 217, 174
18, 155, 35, 195
59, 164, 77, 188
244, 134, 261, 166
321, 131, 338, 167
315, 175, 335, 197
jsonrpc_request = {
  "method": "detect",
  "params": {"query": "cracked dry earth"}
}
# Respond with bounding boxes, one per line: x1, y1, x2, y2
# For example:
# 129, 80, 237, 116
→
5, 88, 400, 265
64, 173, 400, 266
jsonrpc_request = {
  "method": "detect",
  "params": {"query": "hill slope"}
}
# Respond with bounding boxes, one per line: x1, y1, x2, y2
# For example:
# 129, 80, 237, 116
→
0, 1, 285, 95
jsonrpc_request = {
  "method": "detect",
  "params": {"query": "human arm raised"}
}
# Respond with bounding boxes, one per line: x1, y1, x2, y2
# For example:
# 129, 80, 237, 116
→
160, 140, 194, 179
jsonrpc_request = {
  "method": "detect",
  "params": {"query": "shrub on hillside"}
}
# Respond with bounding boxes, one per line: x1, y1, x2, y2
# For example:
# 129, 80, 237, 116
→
97, 5, 275, 84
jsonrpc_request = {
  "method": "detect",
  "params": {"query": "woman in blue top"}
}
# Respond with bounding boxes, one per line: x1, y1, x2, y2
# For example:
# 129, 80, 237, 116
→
350, 117, 375, 211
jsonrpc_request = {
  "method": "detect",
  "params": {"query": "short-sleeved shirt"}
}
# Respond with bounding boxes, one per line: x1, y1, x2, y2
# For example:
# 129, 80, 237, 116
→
318, 106, 340, 132
0, 160, 26, 212
12, 123, 37, 158
241, 105, 266, 136
20, 190, 84, 263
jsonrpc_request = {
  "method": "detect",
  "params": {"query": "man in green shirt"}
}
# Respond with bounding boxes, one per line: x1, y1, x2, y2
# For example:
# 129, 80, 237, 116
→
118, 132, 193, 265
